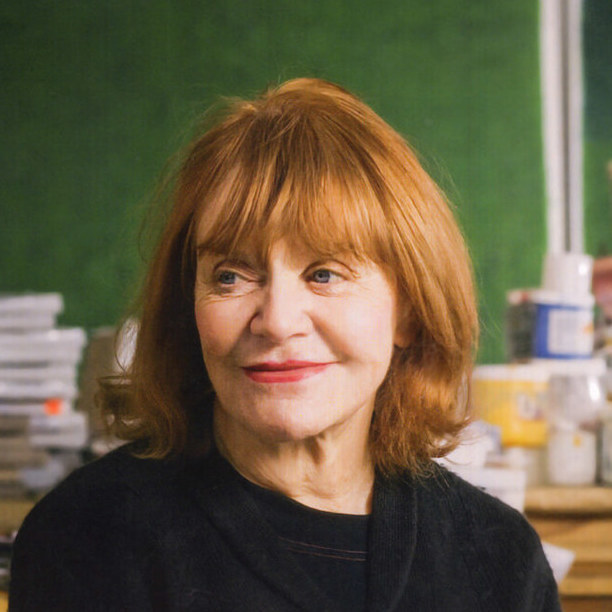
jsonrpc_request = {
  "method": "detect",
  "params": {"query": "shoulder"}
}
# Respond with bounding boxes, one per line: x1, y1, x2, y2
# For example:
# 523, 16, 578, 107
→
388, 464, 560, 611
412, 465, 542, 558
427, 466, 527, 525
13, 445, 223, 553
10, 447, 224, 608
20, 446, 181, 524
15, 444, 233, 530
12, 448, 167, 558
376, 463, 540, 551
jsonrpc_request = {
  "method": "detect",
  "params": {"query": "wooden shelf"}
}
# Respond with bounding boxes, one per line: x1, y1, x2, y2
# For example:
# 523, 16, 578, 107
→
526, 487, 612, 603
526, 486, 612, 515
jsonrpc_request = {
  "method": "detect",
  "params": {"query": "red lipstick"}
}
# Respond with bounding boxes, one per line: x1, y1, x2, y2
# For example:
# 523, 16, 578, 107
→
242, 360, 332, 383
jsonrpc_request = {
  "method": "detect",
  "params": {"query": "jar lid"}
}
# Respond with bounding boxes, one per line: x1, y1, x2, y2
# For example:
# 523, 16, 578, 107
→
532, 358, 606, 377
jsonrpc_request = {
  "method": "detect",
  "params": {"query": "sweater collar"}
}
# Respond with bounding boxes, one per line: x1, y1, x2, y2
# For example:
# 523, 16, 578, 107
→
367, 472, 418, 612
186, 451, 418, 612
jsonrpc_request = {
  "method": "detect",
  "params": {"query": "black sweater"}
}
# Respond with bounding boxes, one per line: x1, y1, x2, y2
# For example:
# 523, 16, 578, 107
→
9, 446, 561, 611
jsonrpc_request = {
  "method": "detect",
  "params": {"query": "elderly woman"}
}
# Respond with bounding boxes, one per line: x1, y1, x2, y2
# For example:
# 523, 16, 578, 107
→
10, 79, 560, 611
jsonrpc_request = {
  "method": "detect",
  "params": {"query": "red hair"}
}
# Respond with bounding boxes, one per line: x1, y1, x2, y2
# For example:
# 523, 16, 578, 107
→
100, 78, 478, 475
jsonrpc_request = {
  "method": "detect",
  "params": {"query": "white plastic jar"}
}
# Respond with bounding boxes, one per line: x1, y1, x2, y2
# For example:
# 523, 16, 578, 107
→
544, 359, 606, 486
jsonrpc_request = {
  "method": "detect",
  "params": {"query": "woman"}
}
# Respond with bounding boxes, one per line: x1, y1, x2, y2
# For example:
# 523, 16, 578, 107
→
10, 78, 560, 611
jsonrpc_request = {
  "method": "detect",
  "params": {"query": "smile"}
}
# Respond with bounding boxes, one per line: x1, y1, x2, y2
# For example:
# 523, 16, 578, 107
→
242, 361, 333, 383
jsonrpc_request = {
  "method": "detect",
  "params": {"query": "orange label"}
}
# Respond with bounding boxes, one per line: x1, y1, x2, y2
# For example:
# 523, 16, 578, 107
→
44, 398, 63, 415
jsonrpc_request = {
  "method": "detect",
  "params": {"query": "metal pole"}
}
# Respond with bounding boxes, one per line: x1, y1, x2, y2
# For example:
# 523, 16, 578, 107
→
540, 0, 584, 254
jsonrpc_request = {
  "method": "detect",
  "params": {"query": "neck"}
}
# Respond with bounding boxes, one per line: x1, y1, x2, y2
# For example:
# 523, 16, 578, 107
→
213, 410, 375, 515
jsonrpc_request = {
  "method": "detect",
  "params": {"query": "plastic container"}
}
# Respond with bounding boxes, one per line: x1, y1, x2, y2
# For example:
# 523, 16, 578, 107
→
500, 446, 547, 487
548, 422, 598, 485
0, 379, 78, 400
0, 293, 63, 330
542, 252, 593, 295
0, 363, 77, 382
544, 359, 606, 485
28, 412, 89, 449
538, 251, 595, 359
532, 290, 594, 359
506, 289, 594, 360
0, 328, 86, 364
506, 252, 596, 362
472, 364, 549, 448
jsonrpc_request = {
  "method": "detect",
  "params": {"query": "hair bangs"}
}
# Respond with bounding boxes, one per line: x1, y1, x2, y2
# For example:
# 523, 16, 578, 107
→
193, 137, 394, 267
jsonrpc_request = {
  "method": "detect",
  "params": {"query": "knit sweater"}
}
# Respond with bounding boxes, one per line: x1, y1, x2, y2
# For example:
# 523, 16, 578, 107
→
9, 446, 561, 611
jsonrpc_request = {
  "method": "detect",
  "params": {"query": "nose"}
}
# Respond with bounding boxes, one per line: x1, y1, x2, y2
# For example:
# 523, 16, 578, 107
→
249, 277, 312, 343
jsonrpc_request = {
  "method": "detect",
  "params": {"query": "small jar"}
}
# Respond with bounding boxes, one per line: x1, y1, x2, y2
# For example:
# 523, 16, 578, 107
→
548, 420, 598, 485
545, 360, 606, 486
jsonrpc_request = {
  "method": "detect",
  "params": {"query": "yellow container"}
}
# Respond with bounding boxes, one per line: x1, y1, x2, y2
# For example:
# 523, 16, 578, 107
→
472, 364, 549, 447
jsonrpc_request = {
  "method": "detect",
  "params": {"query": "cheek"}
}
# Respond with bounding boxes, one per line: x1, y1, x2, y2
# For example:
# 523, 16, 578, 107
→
195, 300, 243, 357
329, 297, 397, 362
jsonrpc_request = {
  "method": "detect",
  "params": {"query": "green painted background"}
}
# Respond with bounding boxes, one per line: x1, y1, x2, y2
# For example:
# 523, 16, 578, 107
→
584, 0, 612, 258
3, 0, 606, 364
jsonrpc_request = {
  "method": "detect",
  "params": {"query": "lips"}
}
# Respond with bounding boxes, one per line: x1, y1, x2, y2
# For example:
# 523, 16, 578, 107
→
242, 360, 333, 383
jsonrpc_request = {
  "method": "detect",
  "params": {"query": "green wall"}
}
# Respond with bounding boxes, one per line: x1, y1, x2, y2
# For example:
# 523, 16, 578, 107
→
584, 0, 612, 257
1, 0, 547, 363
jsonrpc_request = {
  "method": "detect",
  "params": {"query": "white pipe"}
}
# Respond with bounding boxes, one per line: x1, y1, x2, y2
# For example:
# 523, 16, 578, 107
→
540, 0, 566, 253
566, 0, 584, 253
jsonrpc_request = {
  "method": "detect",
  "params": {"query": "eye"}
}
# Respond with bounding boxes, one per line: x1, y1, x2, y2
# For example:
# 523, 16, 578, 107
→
207, 266, 248, 295
216, 270, 238, 285
213, 268, 254, 294
310, 268, 342, 284
197, 254, 259, 297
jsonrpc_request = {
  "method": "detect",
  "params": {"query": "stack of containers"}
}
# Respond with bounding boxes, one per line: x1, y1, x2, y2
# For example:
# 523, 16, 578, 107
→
0, 294, 88, 497
506, 253, 595, 362
475, 252, 607, 487
532, 253, 604, 486
471, 363, 550, 486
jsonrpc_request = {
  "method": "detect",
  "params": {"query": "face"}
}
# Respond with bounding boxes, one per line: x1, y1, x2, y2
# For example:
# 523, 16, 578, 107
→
194, 236, 406, 446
